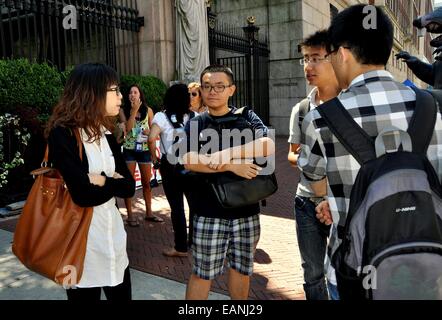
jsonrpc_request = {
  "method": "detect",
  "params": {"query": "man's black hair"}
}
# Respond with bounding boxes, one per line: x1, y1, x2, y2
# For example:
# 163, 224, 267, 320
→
327, 4, 393, 65
200, 64, 234, 84
298, 30, 329, 52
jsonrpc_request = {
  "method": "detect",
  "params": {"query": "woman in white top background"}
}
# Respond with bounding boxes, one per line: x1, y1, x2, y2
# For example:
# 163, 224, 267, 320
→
148, 83, 193, 257
46, 63, 135, 300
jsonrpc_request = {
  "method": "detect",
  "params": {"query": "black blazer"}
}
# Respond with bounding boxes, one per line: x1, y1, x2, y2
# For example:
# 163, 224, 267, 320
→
47, 126, 135, 208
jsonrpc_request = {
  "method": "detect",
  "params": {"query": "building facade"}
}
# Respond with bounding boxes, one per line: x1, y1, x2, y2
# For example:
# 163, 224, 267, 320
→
1, 0, 434, 134
204, 0, 434, 134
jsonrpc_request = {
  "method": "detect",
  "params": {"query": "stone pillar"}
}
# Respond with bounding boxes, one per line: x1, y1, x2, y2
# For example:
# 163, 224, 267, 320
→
136, 0, 176, 83
268, 0, 331, 135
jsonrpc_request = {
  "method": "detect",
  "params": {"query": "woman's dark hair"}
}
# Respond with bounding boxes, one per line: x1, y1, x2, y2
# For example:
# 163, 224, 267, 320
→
123, 84, 148, 120
327, 4, 393, 66
45, 63, 119, 141
163, 83, 190, 124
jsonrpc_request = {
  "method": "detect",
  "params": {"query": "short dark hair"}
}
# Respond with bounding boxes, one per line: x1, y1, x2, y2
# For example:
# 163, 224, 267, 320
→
200, 64, 234, 84
298, 30, 329, 52
327, 5, 393, 65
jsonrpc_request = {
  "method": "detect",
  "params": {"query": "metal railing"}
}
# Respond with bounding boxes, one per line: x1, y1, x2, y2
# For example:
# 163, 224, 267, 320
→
0, 0, 143, 73
208, 10, 270, 124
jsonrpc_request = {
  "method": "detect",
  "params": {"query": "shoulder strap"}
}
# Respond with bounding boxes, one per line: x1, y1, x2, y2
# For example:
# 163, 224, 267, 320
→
316, 98, 376, 165
298, 98, 311, 130
298, 97, 310, 118
408, 87, 437, 154
426, 89, 442, 114
317, 89, 438, 163
233, 106, 249, 116
203, 108, 246, 125
233, 106, 253, 122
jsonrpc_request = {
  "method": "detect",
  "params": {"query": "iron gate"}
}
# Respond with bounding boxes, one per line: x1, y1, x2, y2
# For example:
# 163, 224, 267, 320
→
208, 10, 270, 124
0, 0, 143, 73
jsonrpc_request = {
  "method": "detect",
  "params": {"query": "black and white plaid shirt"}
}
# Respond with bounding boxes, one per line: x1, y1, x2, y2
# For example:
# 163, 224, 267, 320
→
298, 70, 442, 284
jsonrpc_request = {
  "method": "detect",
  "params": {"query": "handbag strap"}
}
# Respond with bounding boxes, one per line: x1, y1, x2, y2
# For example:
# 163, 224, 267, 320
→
43, 128, 83, 165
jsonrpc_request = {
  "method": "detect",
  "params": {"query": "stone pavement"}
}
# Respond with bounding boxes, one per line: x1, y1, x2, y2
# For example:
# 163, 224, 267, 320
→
0, 228, 228, 300
0, 136, 305, 300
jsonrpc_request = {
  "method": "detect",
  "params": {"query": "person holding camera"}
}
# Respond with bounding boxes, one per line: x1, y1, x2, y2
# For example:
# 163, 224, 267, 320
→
120, 84, 163, 227
148, 83, 193, 257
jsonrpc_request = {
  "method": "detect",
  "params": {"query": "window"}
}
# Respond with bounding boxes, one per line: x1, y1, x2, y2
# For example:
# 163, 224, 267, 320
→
386, 0, 410, 33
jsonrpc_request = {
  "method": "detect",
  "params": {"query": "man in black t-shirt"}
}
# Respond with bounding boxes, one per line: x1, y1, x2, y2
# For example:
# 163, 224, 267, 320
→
182, 65, 275, 300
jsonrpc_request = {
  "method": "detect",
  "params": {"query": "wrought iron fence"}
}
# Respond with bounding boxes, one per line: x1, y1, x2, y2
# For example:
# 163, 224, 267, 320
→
0, 0, 143, 74
208, 10, 270, 124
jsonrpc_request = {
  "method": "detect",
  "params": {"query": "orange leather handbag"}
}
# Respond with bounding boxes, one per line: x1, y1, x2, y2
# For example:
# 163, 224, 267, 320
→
12, 129, 93, 287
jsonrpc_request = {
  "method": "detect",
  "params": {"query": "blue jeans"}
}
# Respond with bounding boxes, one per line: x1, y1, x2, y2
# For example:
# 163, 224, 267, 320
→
295, 196, 331, 300
327, 282, 340, 300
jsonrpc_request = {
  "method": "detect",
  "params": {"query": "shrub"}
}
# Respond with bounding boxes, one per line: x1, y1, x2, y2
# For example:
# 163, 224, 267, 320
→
0, 113, 31, 189
0, 59, 63, 116
120, 75, 167, 112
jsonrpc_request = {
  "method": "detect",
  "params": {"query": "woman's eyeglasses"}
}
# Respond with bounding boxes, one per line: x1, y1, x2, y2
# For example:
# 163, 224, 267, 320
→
107, 86, 121, 96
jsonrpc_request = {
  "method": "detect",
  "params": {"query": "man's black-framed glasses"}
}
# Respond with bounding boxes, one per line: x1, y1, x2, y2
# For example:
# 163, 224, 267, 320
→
324, 46, 351, 61
201, 84, 233, 93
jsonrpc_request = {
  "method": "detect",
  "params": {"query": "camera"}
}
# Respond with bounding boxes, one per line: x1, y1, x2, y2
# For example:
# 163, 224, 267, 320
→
150, 178, 159, 188
153, 160, 161, 170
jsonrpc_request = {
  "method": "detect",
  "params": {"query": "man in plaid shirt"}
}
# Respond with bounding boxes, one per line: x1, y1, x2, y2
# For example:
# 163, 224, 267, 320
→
298, 4, 442, 297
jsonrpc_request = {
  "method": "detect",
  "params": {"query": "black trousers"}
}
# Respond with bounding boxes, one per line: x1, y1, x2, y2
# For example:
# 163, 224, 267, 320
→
160, 157, 193, 252
66, 267, 132, 301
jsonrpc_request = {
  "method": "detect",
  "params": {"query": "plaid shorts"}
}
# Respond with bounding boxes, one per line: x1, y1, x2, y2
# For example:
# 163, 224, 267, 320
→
191, 214, 260, 280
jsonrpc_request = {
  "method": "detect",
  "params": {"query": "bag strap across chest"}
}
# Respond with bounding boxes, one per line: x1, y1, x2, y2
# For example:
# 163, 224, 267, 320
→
200, 107, 252, 130
316, 87, 438, 165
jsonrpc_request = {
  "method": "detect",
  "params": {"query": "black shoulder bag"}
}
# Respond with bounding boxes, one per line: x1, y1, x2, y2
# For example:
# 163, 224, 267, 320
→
202, 107, 278, 208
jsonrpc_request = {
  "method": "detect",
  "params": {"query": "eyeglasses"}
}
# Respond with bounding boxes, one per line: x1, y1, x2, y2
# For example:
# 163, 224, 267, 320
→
190, 91, 199, 97
324, 46, 352, 61
107, 86, 121, 96
201, 84, 233, 93
299, 56, 329, 66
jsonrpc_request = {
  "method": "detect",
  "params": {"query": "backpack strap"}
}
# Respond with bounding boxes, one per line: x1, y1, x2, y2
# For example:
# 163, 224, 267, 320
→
316, 98, 376, 165
298, 98, 311, 129
204, 107, 252, 126
426, 89, 442, 115
316, 89, 439, 163
408, 87, 437, 154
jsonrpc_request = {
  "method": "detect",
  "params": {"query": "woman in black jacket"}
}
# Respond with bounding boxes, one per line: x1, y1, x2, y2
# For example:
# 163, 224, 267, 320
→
45, 63, 135, 301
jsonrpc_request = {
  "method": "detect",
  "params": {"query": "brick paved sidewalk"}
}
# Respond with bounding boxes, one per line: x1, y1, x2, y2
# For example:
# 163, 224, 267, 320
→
120, 136, 305, 300
0, 136, 306, 300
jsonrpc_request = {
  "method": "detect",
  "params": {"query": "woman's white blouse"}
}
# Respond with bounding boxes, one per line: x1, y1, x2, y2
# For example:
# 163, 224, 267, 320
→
76, 129, 129, 288
152, 112, 189, 156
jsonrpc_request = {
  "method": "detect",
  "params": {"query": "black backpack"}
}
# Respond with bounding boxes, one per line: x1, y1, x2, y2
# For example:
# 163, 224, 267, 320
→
317, 88, 442, 300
